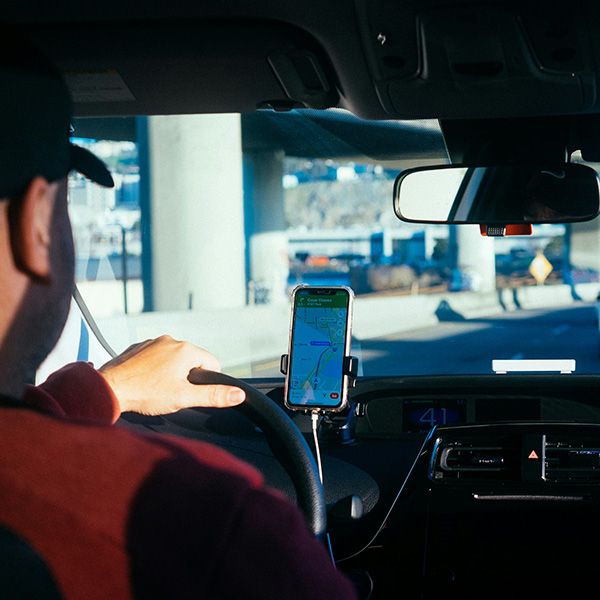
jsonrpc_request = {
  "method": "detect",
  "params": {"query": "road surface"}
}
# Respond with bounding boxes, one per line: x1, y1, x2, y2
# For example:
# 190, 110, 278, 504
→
251, 302, 600, 377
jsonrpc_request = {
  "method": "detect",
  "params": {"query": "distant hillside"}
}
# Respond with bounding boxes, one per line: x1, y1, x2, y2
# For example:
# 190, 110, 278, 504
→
284, 179, 398, 230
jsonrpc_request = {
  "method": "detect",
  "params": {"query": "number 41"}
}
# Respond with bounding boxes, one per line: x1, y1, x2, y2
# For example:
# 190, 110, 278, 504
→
419, 408, 447, 426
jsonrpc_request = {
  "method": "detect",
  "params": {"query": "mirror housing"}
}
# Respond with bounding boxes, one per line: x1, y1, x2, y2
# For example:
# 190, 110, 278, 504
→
393, 163, 600, 226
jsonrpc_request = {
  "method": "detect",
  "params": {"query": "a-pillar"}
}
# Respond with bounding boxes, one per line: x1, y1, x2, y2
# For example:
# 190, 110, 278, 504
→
450, 224, 496, 292
244, 150, 289, 304
146, 114, 246, 311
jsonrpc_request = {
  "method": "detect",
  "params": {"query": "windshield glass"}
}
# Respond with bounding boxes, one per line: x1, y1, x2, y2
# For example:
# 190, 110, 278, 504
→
66, 110, 600, 378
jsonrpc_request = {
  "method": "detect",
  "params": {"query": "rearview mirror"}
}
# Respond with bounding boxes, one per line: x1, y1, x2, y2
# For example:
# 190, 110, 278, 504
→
393, 163, 600, 224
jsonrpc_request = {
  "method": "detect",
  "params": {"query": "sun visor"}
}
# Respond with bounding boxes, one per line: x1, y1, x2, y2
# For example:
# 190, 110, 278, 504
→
31, 21, 340, 117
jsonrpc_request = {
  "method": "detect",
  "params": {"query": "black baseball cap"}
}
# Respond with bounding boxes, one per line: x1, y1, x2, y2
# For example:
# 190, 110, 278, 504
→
0, 28, 113, 198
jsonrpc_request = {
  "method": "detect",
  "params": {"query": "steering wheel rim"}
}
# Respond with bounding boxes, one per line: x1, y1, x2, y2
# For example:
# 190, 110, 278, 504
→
188, 368, 327, 538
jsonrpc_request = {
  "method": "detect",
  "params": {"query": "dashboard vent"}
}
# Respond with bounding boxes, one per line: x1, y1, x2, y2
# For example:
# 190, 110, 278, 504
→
432, 438, 520, 481
544, 435, 600, 483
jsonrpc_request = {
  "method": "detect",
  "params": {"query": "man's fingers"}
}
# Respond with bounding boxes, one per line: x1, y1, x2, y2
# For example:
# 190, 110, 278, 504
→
181, 383, 246, 409
100, 335, 236, 416
193, 351, 221, 372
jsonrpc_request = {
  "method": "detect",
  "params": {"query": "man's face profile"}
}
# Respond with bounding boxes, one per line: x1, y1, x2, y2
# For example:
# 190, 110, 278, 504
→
28, 177, 75, 372
0, 178, 75, 392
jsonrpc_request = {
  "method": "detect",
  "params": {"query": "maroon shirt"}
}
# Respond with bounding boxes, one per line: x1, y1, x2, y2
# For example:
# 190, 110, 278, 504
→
0, 362, 356, 599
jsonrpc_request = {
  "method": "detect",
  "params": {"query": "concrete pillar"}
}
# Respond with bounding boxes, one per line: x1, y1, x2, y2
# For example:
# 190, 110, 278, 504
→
424, 227, 437, 259
244, 151, 289, 304
452, 224, 496, 292
571, 220, 600, 270
147, 114, 246, 311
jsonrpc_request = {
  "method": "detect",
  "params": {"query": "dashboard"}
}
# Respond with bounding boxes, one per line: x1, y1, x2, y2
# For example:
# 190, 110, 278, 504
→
347, 374, 600, 436
121, 373, 600, 598
254, 374, 600, 597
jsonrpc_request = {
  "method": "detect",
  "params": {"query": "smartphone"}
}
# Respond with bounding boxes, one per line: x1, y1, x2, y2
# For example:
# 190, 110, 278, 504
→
284, 286, 354, 412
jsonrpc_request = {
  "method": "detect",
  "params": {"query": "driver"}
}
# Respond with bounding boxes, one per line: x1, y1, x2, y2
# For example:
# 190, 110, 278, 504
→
0, 28, 356, 599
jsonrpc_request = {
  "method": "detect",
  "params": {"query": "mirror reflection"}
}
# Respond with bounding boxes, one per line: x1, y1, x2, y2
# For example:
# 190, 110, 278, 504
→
394, 163, 600, 224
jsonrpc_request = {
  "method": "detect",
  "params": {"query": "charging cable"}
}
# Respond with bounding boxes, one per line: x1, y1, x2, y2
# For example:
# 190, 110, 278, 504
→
335, 429, 434, 563
310, 410, 336, 564
311, 411, 324, 484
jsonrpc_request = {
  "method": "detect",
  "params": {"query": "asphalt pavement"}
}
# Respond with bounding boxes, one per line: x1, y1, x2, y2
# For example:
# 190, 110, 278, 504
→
251, 302, 600, 377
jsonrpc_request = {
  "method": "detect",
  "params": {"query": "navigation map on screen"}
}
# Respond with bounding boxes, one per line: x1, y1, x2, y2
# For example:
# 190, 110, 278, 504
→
288, 289, 349, 407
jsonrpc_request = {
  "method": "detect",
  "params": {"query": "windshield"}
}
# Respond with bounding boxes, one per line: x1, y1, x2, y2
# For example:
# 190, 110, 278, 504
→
64, 110, 600, 378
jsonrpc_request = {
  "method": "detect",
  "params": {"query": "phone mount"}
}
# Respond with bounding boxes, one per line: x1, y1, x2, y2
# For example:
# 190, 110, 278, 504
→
280, 354, 359, 445
279, 354, 359, 382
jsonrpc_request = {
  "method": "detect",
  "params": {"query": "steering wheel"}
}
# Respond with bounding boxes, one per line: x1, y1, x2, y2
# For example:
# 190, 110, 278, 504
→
188, 368, 327, 538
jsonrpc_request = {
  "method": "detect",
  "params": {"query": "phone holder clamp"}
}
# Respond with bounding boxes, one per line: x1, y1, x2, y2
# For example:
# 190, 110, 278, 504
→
280, 354, 359, 445
279, 354, 359, 384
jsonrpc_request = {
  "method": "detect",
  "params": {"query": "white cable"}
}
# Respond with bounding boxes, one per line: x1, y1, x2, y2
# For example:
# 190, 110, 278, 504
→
311, 411, 324, 484
335, 430, 434, 564
310, 410, 336, 564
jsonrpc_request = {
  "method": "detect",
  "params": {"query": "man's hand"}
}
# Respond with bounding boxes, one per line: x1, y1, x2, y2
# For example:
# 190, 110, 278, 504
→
98, 335, 245, 416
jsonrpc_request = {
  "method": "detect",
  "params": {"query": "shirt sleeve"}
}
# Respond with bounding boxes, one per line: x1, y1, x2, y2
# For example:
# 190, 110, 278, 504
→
209, 487, 358, 600
23, 362, 120, 425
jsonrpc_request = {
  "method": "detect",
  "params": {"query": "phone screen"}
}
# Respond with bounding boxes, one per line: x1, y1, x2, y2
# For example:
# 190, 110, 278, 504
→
286, 287, 351, 409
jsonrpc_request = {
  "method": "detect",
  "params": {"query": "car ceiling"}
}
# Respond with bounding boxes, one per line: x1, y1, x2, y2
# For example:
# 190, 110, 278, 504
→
7, 0, 600, 123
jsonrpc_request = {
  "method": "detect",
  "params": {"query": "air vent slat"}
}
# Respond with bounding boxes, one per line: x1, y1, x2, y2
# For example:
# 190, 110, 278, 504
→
544, 435, 600, 483
432, 438, 520, 482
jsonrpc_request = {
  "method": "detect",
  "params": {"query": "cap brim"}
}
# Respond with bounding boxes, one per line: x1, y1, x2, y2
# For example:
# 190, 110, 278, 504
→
70, 144, 114, 188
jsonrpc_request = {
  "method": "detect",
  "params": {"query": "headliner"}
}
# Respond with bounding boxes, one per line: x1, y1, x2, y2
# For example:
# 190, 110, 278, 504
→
7, 1, 600, 123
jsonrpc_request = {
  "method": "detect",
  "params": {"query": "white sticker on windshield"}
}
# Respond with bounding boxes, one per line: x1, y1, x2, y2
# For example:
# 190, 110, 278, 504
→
492, 359, 576, 374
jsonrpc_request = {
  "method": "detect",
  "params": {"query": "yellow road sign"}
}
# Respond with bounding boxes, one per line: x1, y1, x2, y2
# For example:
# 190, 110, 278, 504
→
529, 251, 553, 284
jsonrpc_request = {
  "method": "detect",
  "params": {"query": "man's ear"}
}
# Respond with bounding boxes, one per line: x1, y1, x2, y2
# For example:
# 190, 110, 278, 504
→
9, 176, 56, 283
